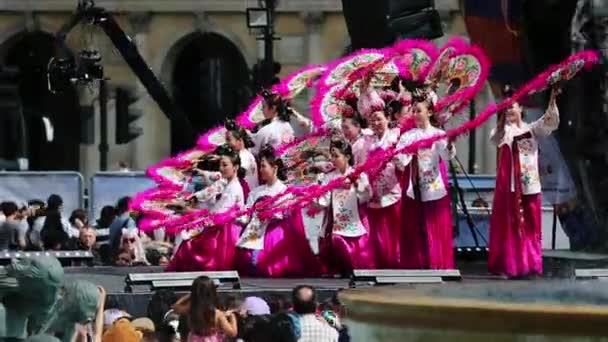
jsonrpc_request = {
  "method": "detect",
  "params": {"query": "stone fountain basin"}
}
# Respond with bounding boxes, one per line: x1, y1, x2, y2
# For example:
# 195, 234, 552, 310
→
339, 281, 608, 342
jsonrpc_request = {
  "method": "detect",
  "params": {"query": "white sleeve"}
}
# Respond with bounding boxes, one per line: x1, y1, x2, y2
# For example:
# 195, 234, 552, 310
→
394, 133, 414, 170
315, 175, 331, 208
356, 173, 373, 203
435, 138, 455, 161
194, 179, 227, 205
530, 102, 560, 137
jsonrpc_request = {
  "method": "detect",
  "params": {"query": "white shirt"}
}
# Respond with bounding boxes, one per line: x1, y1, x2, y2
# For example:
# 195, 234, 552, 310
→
395, 126, 455, 202
237, 180, 287, 250
298, 314, 339, 342
194, 177, 245, 213
240, 149, 259, 190
317, 168, 372, 237
367, 128, 402, 208
490, 104, 559, 195
253, 118, 295, 154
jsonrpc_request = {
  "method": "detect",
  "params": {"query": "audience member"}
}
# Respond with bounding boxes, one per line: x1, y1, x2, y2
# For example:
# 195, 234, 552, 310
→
292, 285, 338, 342
109, 197, 136, 251
172, 276, 238, 340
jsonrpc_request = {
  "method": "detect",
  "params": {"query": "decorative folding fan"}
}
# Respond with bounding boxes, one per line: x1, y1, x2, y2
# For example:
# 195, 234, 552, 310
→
319, 50, 386, 88
388, 39, 437, 81
196, 125, 228, 151
528, 51, 597, 94
429, 39, 490, 125
130, 187, 183, 219
277, 133, 332, 187
277, 64, 327, 96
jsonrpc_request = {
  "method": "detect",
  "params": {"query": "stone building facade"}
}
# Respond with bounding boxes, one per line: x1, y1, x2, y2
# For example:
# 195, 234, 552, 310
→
0, 0, 496, 177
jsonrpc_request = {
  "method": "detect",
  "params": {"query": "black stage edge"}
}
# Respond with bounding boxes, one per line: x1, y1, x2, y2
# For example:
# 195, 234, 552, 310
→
64, 250, 608, 317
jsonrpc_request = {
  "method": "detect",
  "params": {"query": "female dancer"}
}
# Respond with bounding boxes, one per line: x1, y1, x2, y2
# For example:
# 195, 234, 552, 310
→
341, 112, 372, 167
252, 90, 296, 154
395, 89, 456, 269
167, 148, 245, 272
488, 86, 560, 278
235, 145, 319, 277
358, 85, 403, 268
225, 120, 258, 194
317, 139, 375, 273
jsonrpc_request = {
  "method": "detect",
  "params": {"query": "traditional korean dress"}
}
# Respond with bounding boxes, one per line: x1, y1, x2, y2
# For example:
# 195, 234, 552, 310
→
239, 149, 258, 189
349, 132, 374, 167
366, 128, 403, 268
488, 103, 559, 277
252, 118, 295, 154
234, 180, 319, 277
167, 177, 244, 272
317, 168, 375, 273
396, 126, 455, 270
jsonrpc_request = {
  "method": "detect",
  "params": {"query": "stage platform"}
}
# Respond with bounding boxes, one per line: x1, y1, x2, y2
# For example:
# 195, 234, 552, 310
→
63, 249, 608, 317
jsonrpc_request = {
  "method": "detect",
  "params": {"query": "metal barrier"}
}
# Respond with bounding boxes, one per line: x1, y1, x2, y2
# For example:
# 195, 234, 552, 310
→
0, 171, 84, 214
89, 172, 156, 218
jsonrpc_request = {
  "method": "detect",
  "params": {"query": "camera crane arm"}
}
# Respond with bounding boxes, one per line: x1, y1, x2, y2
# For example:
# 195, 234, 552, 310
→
55, 1, 195, 140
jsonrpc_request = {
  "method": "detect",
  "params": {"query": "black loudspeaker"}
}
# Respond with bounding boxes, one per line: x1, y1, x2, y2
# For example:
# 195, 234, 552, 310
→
341, 0, 443, 51
341, 0, 393, 50
389, 9, 443, 40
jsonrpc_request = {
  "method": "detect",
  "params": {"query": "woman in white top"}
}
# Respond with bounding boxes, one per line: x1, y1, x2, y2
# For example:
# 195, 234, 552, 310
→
395, 89, 456, 270
252, 90, 296, 154
225, 119, 258, 197
167, 147, 245, 272
316, 139, 375, 273
488, 86, 560, 278
235, 145, 320, 277
358, 86, 403, 269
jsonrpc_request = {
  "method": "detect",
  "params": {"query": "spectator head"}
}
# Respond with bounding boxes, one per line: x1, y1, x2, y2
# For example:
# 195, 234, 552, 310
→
102, 318, 142, 342
242, 296, 271, 316
266, 294, 291, 314
189, 276, 219, 336
223, 294, 244, 311
115, 249, 133, 266
0, 201, 18, 218
79, 226, 97, 250
98, 205, 117, 227
270, 313, 300, 342
147, 290, 178, 330
70, 208, 88, 228
292, 285, 316, 315
146, 249, 170, 267
46, 194, 64, 212
116, 197, 131, 215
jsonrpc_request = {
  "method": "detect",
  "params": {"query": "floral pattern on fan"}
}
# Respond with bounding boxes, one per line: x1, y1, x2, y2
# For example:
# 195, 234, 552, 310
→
323, 52, 385, 86
393, 48, 433, 81
531, 58, 587, 94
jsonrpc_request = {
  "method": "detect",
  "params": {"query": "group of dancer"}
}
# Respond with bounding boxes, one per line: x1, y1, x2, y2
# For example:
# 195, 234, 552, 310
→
164, 74, 561, 279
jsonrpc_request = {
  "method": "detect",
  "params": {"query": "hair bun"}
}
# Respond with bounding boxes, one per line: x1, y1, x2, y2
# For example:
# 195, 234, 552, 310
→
502, 84, 515, 98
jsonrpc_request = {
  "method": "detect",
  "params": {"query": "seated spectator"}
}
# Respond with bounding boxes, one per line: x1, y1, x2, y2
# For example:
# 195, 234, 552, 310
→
95, 205, 116, 244
242, 296, 271, 316
292, 285, 338, 342
68, 226, 102, 265
267, 294, 291, 314
146, 249, 171, 266
32, 194, 79, 248
147, 290, 178, 331
25, 199, 46, 250
108, 197, 136, 252
69, 208, 89, 231
119, 228, 149, 265
40, 210, 70, 251
0, 201, 26, 250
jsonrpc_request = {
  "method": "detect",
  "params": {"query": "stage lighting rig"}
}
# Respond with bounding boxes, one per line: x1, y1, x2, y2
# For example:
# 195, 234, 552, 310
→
49, 0, 194, 137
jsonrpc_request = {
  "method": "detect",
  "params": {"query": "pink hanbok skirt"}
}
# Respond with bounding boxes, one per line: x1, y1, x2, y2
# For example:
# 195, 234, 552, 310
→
367, 201, 402, 269
166, 223, 240, 272
489, 145, 543, 277
319, 204, 375, 274
235, 211, 323, 277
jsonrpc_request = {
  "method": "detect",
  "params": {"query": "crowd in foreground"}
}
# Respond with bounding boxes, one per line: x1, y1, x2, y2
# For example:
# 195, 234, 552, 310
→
0, 194, 173, 266
26, 276, 347, 342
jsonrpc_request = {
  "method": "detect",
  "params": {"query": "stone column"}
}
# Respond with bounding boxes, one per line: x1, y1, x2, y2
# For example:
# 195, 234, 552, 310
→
302, 11, 324, 65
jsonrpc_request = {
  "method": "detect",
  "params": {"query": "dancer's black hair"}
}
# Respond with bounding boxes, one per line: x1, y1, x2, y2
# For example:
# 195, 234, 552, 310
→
261, 89, 292, 122
257, 144, 287, 181
329, 139, 354, 166
225, 118, 255, 148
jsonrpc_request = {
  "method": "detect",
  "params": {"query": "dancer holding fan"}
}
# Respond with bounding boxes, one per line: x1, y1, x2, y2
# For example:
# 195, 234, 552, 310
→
317, 139, 375, 274
395, 86, 456, 270
235, 145, 319, 277
488, 86, 560, 278
166, 147, 245, 272
358, 78, 403, 269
